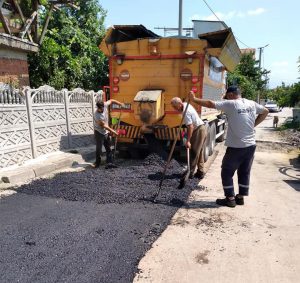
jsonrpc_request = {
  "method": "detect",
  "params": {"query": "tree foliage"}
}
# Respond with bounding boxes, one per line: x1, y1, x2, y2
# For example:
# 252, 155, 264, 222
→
265, 56, 300, 107
266, 82, 300, 107
227, 52, 270, 100
28, 0, 108, 90
19, 0, 48, 18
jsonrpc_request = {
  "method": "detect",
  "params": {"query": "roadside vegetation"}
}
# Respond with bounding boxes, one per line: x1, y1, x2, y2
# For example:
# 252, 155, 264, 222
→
227, 52, 269, 101
279, 120, 300, 131
24, 1, 300, 104
27, 0, 108, 91
227, 52, 300, 109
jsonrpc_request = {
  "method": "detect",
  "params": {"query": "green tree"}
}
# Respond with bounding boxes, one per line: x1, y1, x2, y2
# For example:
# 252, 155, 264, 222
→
266, 56, 300, 107
19, 0, 48, 18
266, 82, 300, 107
227, 52, 270, 100
28, 0, 108, 90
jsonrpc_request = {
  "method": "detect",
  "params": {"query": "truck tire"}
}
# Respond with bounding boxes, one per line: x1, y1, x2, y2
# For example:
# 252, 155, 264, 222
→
203, 124, 210, 162
118, 149, 130, 159
209, 123, 216, 156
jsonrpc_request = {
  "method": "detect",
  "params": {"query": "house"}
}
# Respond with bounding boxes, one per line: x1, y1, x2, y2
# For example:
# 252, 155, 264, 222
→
0, 0, 76, 87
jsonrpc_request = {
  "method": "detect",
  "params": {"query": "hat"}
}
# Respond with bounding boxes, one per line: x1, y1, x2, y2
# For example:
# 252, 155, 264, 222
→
226, 85, 240, 94
223, 86, 240, 99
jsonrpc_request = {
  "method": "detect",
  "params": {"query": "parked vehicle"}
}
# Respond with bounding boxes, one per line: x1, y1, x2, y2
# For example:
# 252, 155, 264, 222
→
265, 101, 280, 112
99, 24, 241, 160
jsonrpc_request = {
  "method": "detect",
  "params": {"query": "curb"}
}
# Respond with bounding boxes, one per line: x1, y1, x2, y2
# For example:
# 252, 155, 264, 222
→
0, 146, 96, 186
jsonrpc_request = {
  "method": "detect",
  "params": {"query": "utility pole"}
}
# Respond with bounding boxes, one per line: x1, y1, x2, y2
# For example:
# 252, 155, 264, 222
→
155, 0, 193, 37
258, 44, 269, 69
257, 44, 269, 103
178, 0, 183, 36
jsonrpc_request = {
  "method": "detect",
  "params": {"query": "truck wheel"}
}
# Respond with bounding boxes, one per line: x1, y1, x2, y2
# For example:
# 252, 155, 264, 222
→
203, 124, 210, 162
118, 149, 130, 159
209, 123, 216, 156
129, 148, 142, 159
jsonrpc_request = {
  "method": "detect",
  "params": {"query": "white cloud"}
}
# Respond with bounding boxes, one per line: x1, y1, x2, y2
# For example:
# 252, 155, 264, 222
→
236, 12, 246, 18
247, 8, 266, 16
192, 7, 266, 22
272, 61, 289, 67
201, 11, 236, 21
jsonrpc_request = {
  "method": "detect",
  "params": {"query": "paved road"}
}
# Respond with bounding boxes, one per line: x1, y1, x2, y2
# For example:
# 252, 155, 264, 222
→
255, 107, 292, 142
133, 108, 300, 283
0, 108, 298, 283
0, 155, 197, 283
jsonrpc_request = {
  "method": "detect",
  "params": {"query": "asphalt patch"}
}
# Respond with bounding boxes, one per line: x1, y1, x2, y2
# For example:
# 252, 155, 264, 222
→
2, 154, 204, 283
17, 153, 201, 204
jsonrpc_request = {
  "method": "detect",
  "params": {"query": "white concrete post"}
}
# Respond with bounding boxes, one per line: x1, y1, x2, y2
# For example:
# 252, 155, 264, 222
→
24, 88, 37, 158
63, 89, 72, 148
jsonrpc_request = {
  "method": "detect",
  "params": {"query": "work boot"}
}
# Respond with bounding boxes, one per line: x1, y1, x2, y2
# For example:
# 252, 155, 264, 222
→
216, 197, 236, 208
193, 171, 205, 179
105, 163, 119, 169
235, 194, 244, 205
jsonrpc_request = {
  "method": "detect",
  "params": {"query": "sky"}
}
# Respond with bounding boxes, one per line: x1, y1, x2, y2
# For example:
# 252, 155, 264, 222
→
98, 0, 300, 89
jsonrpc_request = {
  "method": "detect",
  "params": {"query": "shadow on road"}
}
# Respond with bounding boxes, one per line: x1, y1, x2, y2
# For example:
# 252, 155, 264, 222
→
283, 180, 300, 192
279, 156, 300, 191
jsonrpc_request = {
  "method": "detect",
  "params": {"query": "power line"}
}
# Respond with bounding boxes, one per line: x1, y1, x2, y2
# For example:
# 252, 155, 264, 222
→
201, 0, 251, 48
202, 0, 222, 22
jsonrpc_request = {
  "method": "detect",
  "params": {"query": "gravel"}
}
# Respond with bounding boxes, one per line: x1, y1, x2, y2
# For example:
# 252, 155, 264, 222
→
279, 129, 300, 147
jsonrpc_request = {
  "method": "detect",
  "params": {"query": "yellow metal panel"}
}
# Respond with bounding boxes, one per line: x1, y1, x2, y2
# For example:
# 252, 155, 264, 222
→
113, 38, 206, 56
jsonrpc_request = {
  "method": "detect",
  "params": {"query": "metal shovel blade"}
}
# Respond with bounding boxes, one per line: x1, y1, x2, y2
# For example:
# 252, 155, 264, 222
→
177, 147, 190, 190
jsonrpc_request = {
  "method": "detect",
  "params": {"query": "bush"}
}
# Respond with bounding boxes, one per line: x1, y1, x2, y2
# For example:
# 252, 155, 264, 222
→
279, 119, 300, 131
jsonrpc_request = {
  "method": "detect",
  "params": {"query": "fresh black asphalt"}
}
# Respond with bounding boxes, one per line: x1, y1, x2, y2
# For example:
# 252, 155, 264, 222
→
0, 154, 202, 283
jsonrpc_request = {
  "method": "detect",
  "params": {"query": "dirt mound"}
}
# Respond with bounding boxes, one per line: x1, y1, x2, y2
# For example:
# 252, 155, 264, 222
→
279, 129, 300, 147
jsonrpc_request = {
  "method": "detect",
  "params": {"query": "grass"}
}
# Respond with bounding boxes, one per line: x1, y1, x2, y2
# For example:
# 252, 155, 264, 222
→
278, 118, 300, 131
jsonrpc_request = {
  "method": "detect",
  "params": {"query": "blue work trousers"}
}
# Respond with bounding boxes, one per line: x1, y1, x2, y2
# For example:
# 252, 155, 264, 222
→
221, 145, 256, 197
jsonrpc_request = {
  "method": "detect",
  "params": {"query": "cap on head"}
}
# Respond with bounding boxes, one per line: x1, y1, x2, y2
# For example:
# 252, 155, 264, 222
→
226, 85, 240, 95
96, 101, 104, 108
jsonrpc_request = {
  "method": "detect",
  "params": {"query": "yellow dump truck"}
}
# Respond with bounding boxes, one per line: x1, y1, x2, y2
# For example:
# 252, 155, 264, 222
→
99, 25, 241, 160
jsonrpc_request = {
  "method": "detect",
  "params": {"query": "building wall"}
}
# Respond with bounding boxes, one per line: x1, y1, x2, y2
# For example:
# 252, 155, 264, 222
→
192, 20, 227, 38
0, 48, 30, 87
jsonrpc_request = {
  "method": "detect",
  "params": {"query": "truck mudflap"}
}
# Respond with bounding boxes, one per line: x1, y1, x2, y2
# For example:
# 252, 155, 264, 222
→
112, 124, 187, 141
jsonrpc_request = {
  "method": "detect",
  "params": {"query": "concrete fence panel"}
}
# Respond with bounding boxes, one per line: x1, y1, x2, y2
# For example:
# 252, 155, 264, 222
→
0, 83, 103, 169
0, 84, 32, 168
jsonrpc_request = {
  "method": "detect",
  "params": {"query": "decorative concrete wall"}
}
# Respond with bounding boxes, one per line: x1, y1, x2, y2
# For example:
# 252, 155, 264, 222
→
0, 84, 102, 169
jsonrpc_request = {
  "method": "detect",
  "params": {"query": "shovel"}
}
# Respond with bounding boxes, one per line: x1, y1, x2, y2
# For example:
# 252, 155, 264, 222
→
177, 147, 190, 189
152, 98, 190, 202
113, 109, 122, 162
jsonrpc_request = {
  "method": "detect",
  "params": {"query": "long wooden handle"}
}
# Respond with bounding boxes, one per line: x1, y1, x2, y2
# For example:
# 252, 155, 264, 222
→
113, 109, 122, 159
187, 147, 190, 172
159, 99, 190, 187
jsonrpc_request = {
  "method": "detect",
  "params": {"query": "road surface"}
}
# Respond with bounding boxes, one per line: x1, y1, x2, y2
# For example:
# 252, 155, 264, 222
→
134, 108, 300, 283
0, 108, 298, 283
